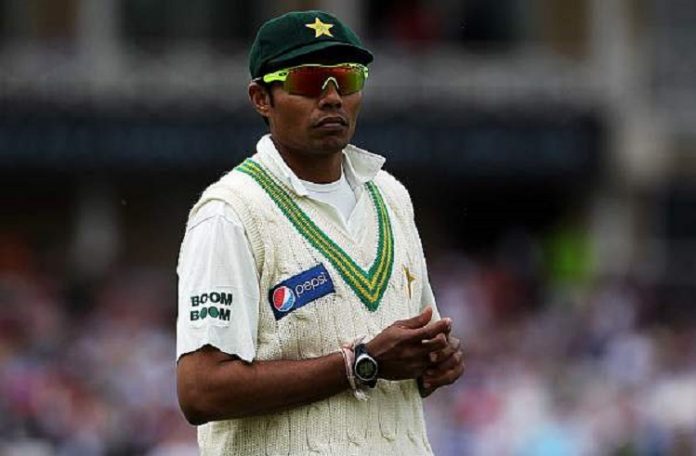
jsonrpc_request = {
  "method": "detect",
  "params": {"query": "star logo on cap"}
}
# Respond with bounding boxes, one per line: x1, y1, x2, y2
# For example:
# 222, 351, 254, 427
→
305, 17, 334, 38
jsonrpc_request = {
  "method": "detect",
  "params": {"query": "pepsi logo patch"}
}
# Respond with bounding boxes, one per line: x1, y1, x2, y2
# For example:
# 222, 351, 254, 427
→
272, 286, 296, 312
268, 263, 335, 320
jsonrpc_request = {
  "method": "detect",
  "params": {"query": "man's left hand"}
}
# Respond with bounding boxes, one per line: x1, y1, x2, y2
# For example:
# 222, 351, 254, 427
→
418, 332, 465, 397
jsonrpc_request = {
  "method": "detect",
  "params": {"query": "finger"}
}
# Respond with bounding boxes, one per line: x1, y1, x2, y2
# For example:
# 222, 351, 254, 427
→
448, 336, 461, 350
412, 317, 451, 341
396, 306, 433, 330
427, 349, 461, 372
421, 362, 465, 391
421, 334, 449, 361
432, 336, 460, 356
421, 353, 465, 389
443, 319, 453, 336
417, 377, 432, 398
428, 336, 461, 362
427, 343, 455, 364
420, 333, 447, 349
418, 377, 433, 398
416, 336, 448, 358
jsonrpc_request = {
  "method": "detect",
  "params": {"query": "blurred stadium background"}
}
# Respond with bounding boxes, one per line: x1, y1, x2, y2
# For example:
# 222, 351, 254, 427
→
2, 1, 696, 455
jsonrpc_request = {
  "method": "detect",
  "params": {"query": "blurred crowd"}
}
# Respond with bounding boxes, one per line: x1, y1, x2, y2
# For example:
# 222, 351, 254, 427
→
0, 263, 196, 456
425, 244, 696, 455
1, 229, 695, 456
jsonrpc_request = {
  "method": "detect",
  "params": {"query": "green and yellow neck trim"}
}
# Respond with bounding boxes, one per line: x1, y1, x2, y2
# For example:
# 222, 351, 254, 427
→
237, 159, 394, 311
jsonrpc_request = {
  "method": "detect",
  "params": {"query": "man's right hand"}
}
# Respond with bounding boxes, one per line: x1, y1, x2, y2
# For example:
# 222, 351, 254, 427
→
365, 307, 451, 381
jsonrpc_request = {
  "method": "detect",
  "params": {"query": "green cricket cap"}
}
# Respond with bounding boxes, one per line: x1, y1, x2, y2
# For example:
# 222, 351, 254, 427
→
249, 10, 374, 79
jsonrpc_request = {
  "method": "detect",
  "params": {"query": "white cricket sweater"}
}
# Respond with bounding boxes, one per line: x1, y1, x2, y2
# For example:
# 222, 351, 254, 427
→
188, 146, 436, 456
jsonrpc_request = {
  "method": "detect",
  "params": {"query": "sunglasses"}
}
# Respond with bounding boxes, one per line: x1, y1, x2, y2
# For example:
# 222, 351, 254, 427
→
257, 63, 368, 97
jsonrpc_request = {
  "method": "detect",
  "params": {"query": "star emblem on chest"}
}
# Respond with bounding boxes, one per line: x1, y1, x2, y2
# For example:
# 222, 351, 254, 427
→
404, 265, 416, 299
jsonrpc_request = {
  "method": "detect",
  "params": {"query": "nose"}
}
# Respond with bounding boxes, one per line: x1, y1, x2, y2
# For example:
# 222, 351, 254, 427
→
318, 78, 342, 109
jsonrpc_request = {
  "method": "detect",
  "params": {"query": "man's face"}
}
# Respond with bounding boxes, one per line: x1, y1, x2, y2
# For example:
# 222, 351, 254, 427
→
251, 67, 363, 156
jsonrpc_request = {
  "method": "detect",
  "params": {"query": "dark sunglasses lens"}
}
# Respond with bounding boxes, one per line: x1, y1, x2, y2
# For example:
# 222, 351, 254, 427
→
332, 67, 364, 95
285, 66, 364, 96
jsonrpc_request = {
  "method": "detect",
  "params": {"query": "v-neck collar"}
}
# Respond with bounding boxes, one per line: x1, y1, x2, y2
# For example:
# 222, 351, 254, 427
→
236, 158, 394, 312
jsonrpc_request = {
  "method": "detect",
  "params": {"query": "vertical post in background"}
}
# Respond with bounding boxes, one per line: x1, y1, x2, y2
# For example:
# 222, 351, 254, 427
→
589, 0, 667, 279
70, 181, 121, 280
76, 0, 121, 94
73, 0, 122, 277
320, 0, 364, 38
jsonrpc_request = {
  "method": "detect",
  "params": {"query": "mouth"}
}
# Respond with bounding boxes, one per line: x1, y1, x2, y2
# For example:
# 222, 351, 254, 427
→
314, 116, 348, 129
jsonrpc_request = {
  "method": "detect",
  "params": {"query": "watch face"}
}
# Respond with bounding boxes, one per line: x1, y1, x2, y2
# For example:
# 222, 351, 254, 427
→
356, 358, 377, 380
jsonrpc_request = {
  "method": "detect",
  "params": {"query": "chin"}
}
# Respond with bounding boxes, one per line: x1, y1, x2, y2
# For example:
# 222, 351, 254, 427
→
314, 134, 350, 153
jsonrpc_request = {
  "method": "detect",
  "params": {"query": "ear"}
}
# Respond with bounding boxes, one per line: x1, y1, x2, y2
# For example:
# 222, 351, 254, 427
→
248, 82, 272, 118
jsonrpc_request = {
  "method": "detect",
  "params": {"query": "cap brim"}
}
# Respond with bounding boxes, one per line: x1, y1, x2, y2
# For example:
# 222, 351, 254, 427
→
266, 41, 373, 71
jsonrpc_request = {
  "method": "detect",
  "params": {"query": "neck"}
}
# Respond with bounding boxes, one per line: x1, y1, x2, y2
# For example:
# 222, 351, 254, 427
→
272, 138, 343, 184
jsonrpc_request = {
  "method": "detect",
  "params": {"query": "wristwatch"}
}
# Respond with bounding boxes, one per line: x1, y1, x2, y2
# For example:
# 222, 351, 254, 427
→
353, 343, 378, 388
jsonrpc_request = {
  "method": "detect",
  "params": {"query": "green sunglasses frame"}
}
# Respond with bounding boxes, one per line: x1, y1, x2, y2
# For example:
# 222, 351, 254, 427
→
255, 63, 369, 95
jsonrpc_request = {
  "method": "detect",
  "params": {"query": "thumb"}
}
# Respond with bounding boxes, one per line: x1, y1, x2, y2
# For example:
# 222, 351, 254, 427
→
398, 306, 433, 329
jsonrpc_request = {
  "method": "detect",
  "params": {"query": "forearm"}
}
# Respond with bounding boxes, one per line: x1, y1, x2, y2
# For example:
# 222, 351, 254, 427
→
177, 348, 349, 424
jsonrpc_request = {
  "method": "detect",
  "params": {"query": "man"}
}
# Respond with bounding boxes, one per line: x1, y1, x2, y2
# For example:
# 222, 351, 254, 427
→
176, 10, 464, 455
